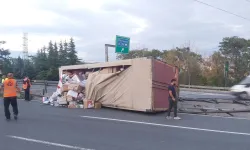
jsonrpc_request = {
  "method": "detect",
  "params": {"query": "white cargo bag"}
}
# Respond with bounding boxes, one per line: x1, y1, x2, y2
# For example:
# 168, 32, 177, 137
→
57, 97, 67, 105
67, 90, 78, 98
79, 80, 87, 87
48, 92, 58, 103
42, 97, 49, 104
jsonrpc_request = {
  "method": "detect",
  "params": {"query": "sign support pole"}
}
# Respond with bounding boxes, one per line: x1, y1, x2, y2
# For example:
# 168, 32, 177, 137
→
104, 44, 115, 62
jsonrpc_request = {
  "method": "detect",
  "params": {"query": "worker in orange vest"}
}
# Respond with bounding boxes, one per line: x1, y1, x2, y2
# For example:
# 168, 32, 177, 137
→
23, 76, 31, 101
0, 72, 20, 121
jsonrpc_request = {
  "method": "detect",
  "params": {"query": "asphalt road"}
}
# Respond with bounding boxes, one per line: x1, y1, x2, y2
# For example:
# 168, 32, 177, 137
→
1, 100, 250, 150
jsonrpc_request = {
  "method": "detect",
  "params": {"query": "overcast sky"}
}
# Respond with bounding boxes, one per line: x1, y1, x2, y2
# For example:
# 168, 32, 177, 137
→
0, 0, 250, 62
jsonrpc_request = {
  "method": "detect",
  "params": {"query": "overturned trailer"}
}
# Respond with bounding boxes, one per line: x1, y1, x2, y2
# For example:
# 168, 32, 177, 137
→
59, 58, 179, 112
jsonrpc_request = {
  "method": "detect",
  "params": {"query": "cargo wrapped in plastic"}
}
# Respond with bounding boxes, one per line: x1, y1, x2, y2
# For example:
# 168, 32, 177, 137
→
65, 74, 80, 84
83, 58, 178, 112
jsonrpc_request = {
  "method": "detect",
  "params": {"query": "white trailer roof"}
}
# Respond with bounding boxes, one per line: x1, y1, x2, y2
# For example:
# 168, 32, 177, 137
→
59, 58, 148, 70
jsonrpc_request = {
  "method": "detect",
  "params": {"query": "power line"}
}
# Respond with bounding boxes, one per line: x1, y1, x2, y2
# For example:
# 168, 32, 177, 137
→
193, 0, 250, 22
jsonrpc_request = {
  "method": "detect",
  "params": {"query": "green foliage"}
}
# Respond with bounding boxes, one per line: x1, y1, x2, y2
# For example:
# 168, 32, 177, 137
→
116, 49, 162, 60
115, 40, 250, 87
1, 38, 80, 81
119, 47, 203, 85
1, 36, 250, 86
46, 67, 59, 81
219, 36, 250, 83
67, 38, 79, 65
58, 41, 67, 66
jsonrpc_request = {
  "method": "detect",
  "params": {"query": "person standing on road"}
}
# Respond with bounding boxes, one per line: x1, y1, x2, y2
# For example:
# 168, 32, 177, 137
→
23, 76, 31, 101
167, 79, 181, 120
0, 73, 20, 121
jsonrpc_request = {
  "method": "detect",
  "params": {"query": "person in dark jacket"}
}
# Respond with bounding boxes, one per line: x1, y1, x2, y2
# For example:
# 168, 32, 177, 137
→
23, 76, 31, 101
166, 79, 181, 120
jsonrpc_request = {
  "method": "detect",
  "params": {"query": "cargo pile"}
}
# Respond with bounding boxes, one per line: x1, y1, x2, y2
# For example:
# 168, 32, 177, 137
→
44, 72, 101, 109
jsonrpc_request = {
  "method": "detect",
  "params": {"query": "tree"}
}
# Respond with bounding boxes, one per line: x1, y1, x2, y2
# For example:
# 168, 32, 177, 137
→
206, 52, 226, 86
63, 40, 69, 65
219, 36, 250, 82
33, 47, 48, 79
15, 56, 24, 78
0, 41, 11, 75
46, 67, 59, 81
58, 41, 68, 66
67, 37, 78, 65
0, 49, 10, 58
53, 42, 59, 67
2, 36, 250, 85
151, 49, 162, 59
116, 49, 160, 60
2, 58, 12, 75
47, 41, 54, 66
161, 47, 203, 85
47, 41, 59, 69
43, 41, 59, 80
0, 39, 82, 80
161, 50, 179, 64
23, 60, 36, 79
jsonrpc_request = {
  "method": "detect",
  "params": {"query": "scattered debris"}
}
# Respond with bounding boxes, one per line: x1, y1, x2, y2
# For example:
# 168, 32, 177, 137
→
179, 97, 250, 118
44, 71, 101, 109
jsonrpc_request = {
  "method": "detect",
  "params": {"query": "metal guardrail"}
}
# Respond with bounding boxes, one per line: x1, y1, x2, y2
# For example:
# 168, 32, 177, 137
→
180, 85, 230, 91
16, 80, 58, 86
17, 79, 230, 91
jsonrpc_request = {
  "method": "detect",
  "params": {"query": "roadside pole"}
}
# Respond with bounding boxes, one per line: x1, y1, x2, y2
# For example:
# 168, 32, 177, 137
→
105, 44, 115, 62
224, 61, 229, 87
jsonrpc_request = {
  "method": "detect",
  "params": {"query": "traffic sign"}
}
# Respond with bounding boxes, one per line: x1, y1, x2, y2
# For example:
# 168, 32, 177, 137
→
225, 61, 229, 72
115, 35, 130, 54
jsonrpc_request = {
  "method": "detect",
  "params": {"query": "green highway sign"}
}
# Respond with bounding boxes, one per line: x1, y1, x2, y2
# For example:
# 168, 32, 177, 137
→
225, 61, 229, 72
115, 35, 130, 54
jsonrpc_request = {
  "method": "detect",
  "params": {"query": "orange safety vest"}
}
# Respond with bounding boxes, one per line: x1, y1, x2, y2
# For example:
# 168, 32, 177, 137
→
3, 79, 17, 97
23, 79, 31, 90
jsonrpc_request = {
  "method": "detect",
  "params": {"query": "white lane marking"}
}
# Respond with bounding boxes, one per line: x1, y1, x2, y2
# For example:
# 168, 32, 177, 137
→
180, 113, 250, 120
7, 135, 94, 150
81, 116, 250, 136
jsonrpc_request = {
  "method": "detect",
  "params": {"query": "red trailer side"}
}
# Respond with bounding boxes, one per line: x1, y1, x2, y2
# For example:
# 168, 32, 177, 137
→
152, 59, 178, 111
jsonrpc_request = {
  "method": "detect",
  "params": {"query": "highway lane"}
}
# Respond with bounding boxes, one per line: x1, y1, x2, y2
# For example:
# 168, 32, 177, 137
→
0, 100, 250, 150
